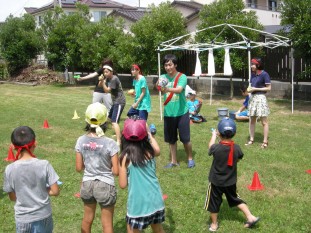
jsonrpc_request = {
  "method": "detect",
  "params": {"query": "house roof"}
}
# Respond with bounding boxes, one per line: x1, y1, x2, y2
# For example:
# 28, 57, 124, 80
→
171, 1, 203, 21
25, 0, 136, 15
109, 8, 148, 22
171, 1, 203, 11
264, 25, 290, 34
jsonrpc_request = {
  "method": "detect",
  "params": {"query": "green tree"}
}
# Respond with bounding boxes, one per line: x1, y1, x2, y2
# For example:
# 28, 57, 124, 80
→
197, 0, 264, 73
280, 0, 311, 60
41, 4, 90, 71
78, 17, 131, 72
130, 2, 188, 74
0, 14, 43, 75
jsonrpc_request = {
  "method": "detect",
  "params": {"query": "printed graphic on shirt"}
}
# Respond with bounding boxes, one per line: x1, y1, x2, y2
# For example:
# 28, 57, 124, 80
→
82, 142, 104, 151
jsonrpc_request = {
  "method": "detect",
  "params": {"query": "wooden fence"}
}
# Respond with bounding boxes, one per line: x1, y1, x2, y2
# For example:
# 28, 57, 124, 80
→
175, 49, 311, 83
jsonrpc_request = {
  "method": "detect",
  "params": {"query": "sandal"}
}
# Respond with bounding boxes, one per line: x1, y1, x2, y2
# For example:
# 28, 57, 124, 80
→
261, 142, 268, 149
245, 140, 254, 146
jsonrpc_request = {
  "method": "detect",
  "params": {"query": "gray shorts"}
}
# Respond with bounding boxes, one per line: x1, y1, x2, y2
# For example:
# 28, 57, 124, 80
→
80, 180, 117, 208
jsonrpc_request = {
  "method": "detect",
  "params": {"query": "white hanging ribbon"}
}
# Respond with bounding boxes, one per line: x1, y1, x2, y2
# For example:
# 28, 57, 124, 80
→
224, 47, 233, 76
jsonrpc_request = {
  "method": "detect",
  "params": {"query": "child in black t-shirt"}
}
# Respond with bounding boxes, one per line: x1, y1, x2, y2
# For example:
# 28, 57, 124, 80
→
204, 117, 260, 232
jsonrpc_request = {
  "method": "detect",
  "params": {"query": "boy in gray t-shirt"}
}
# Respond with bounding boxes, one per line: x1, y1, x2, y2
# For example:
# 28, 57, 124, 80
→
3, 126, 60, 233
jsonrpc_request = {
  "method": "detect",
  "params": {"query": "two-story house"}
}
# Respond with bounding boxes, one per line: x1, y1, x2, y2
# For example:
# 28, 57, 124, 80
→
24, 0, 137, 28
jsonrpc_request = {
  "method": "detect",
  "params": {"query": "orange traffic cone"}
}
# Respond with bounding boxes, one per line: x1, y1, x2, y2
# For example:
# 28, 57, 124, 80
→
248, 171, 264, 191
43, 119, 49, 129
5, 144, 15, 162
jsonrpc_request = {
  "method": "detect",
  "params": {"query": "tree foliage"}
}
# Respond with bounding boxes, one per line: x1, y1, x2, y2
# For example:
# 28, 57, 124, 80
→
40, 4, 90, 71
0, 14, 43, 75
130, 2, 187, 74
280, 0, 311, 60
78, 17, 130, 72
196, 0, 264, 73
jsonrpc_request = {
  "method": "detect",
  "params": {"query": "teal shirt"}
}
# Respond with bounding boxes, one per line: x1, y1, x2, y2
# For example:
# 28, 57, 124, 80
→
162, 73, 188, 117
127, 158, 164, 217
133, 76, 151, 112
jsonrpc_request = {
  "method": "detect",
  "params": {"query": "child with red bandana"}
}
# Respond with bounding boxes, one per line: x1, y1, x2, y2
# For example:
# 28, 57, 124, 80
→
204, 118, 260, 232
3, 126, 60, 232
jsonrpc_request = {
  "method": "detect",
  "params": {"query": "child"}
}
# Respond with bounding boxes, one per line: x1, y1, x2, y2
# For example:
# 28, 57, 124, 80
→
235, 85, 250, 121
102, 64, 126, 145
119, 118, 165, 233
127, 64, 151, 121
187, 91, 205, 123
3, 126, 60, 232
75, 102, 119, 233
204, 118, 260, 231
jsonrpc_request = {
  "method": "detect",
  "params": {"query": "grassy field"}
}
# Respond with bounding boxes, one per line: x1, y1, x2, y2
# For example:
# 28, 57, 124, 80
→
0, 83, 310, 233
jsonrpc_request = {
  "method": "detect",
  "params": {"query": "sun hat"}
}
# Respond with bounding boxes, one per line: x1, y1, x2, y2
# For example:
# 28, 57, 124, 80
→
85, 102, 108, 136
123, 118, 147, 141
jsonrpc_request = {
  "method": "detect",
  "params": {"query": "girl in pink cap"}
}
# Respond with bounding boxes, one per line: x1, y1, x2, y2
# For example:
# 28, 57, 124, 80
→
119, 118, 165, 233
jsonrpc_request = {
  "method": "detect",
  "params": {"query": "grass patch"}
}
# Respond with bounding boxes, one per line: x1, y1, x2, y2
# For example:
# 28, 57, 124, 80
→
0, 84, 310, 233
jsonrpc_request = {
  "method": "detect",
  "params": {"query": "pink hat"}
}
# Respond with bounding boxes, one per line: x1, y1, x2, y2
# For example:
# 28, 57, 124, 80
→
123, 119, 147, 141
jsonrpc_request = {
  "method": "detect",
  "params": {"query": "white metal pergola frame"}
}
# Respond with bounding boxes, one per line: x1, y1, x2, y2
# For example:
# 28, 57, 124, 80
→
157, 23, 293, 119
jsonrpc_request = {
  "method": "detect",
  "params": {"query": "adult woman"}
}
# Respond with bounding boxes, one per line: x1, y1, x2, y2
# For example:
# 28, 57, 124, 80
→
102, 64, 126, 146
77, 58, 113, 111
245, 58, 271, 149
127, 64, 151, 121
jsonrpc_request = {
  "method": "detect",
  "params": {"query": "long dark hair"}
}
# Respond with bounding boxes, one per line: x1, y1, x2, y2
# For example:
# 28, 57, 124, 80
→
119, 135, 155, 167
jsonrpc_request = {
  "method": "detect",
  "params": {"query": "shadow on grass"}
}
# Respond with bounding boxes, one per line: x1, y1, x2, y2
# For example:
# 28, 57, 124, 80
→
0, 191, 7, 200
176, 148, 197, 165
163, 207, 176, 232
205, 202, 247, 228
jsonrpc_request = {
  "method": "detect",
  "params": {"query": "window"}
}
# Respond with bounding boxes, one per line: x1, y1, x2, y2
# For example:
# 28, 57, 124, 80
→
37, 15, 43, 26
93, 11, 107, 22
269, 0, 277, 11
247, 0, 257, 8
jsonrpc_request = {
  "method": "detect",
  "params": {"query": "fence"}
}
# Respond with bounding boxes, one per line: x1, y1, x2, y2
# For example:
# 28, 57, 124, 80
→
175, 49, 311, 83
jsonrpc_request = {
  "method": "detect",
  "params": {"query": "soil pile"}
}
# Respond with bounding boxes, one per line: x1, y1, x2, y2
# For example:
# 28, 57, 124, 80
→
10, 65, 66, 85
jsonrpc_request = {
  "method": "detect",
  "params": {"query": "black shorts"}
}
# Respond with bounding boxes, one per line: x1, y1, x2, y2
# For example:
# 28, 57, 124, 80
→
204, 182, 246, 213
108, 104, 125, 123
164, 112, 190, 144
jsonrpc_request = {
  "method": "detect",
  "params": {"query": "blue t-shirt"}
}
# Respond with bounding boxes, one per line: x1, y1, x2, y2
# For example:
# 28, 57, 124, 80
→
243, 95, 250, 108
250, 71, 271, 94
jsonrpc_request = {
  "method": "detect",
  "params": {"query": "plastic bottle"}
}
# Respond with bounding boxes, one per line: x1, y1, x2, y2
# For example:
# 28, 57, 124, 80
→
150, 124, 157, 135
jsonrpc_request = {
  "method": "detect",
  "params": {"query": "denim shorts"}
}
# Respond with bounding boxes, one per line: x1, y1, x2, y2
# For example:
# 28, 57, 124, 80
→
80, 180, 117, 208
16, 214, 53, 233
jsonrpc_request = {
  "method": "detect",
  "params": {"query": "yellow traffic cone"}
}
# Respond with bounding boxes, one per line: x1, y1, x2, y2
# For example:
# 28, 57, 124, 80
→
72, 110, 80, 119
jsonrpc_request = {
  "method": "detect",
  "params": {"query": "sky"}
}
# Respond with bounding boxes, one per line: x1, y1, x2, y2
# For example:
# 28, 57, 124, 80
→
0, 0, 170, 22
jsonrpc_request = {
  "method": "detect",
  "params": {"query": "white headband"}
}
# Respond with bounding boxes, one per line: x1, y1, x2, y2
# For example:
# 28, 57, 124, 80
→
103, 65, 113, 71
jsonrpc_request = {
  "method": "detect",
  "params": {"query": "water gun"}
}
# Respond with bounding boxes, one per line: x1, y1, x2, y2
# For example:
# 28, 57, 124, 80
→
74, 75, 80, 79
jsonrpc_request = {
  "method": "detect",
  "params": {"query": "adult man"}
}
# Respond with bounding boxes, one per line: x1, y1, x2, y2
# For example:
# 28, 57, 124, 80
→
159, 54, 195, 168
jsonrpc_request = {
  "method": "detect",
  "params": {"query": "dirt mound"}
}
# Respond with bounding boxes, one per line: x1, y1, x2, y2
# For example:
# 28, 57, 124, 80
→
10, 65, 66, 85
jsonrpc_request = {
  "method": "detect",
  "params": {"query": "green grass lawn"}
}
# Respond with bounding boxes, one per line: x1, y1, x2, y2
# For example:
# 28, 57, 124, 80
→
0, 83, 310, 233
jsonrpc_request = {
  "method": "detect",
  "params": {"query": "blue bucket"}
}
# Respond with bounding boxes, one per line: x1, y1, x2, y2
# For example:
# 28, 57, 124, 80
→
229, 110, 236, 120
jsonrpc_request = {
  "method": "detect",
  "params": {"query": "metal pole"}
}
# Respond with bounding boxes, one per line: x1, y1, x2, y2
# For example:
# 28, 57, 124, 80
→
157, 47, 162, 120
210, 76, 213, 105
291, 46, 294, 113
247, 40, 251, 86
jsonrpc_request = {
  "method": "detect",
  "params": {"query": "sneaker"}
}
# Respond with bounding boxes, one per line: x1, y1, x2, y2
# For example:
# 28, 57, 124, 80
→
164, 163, 179, 168
187, 160, 195, 168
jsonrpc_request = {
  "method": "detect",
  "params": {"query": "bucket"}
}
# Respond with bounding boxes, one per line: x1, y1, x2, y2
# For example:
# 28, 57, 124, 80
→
229, 110, 236, 120
217, 108, 228, 120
